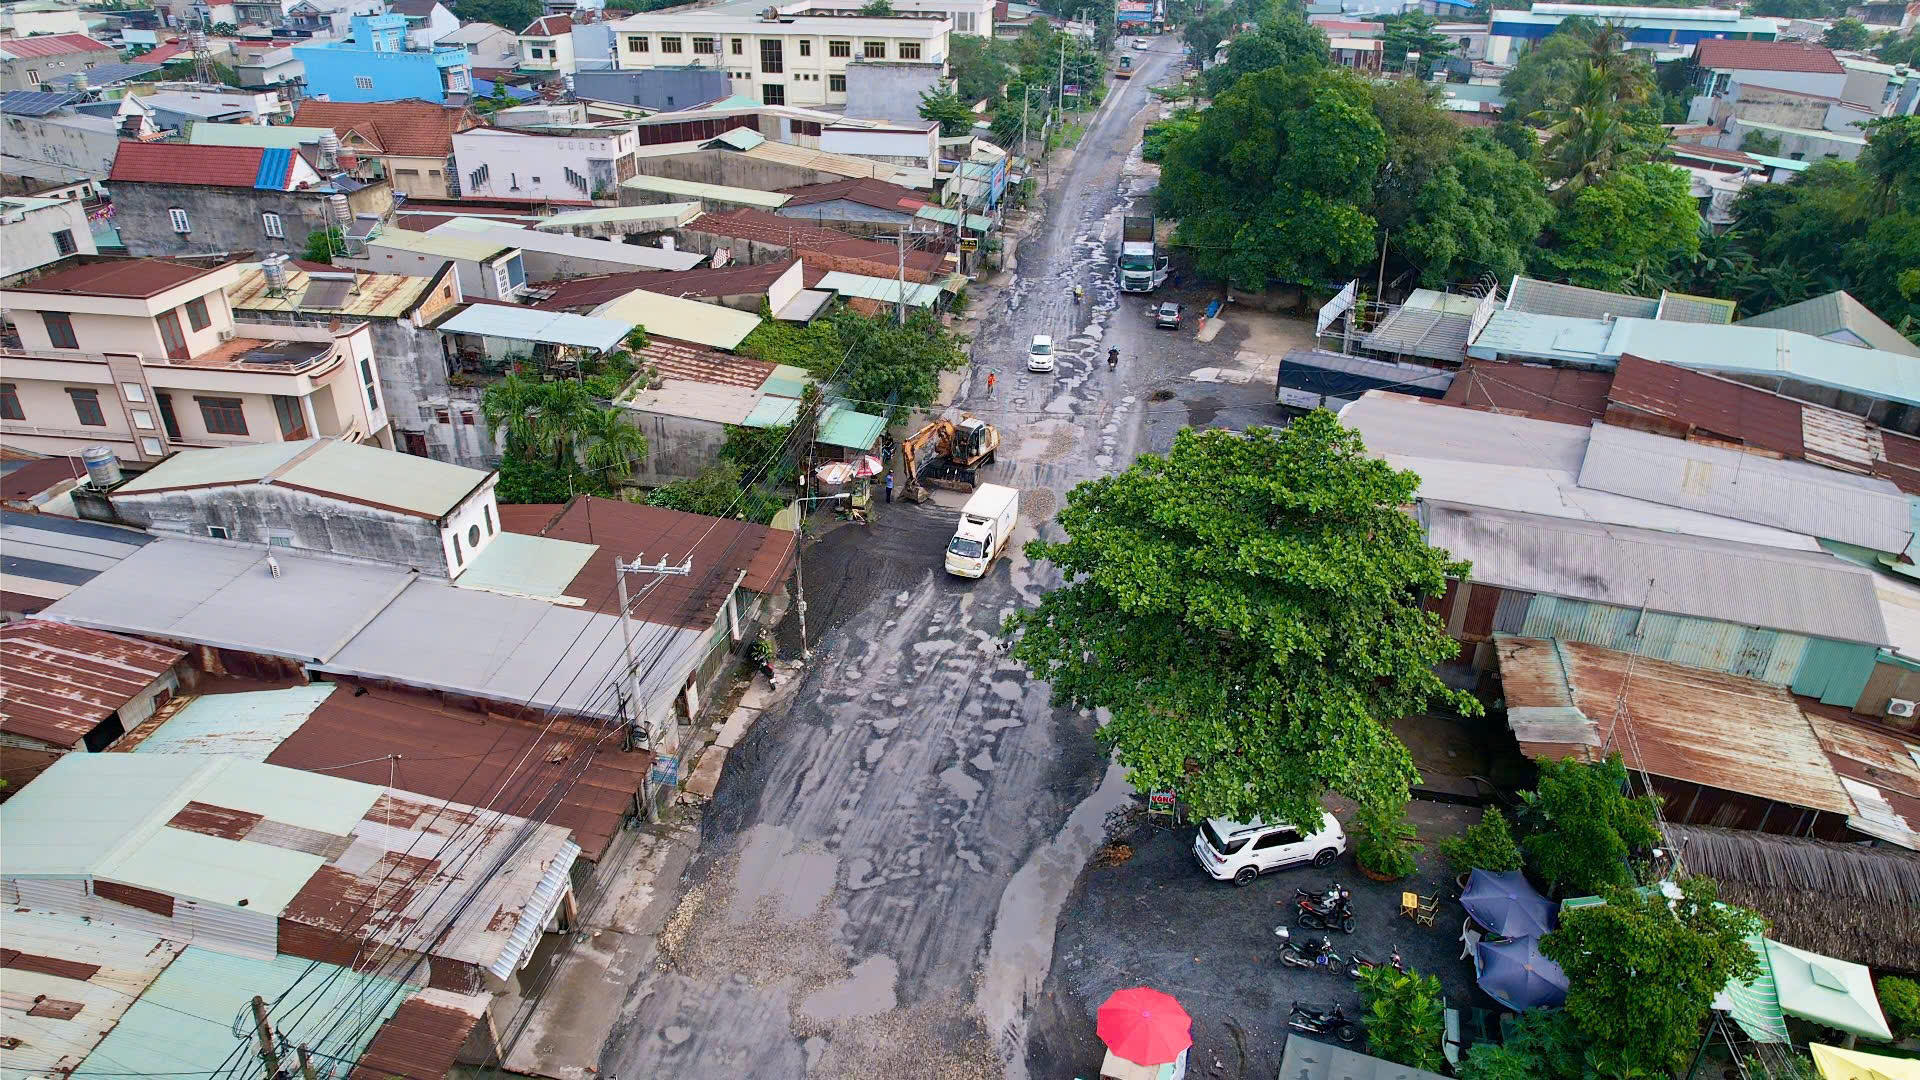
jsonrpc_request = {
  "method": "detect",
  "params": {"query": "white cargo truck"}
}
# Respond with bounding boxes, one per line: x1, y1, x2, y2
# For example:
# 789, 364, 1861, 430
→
944, 483, 1020, 578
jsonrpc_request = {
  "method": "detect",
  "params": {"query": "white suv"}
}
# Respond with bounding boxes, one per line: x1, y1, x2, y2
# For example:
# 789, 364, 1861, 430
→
1193, 814, 1346, 886
1027, 334, 1055, 372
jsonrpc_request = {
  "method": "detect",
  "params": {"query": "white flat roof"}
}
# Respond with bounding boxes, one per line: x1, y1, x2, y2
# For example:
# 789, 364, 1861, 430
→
427, 217, 708, 270
609, 12, 952, 36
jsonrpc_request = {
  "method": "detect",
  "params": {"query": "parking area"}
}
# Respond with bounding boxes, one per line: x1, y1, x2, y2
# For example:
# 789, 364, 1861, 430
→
1027, 798, 1501, 1080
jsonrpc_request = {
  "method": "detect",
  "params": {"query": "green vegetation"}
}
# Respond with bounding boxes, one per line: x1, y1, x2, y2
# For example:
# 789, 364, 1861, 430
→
645, 461, 785, 523
1822, 15, 1871, 50
918, 86, 978, 137
302, 227, 344, 264
1456, 1009, 1593, 1080
1006, 413, 1477, 829
1881, 976, 1920, 1042
739, 307, 965, 423
1352, 797, 1421, 880
1542, 878, 1764, 1077
948, 22, 1108, 152
1357, 965, 1448, 1072
1439, 810, 1522, 876
1379, 11, 1455, 78
481, 373, 648, 502
474, 80, 518, 117
1516, 754, 1663, 898
451, 0, 540, 32
1539, 161, 1701, 292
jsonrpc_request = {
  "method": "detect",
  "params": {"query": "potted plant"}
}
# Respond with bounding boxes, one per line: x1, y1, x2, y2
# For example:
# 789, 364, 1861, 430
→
1439, 809, 1523, 888
1353, 798, 1420, 881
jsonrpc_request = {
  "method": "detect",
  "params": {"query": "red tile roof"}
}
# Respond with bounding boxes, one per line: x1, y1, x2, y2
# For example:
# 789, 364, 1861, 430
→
140, 41, 189, 63
521, 13, 572, 34
108, 141, 295, 188
0, 34, 115, 59
4, 257, 221, 298
518, 495, 797, 629
638, 336, 777, 388
1693, 39, 1845, 75
293, 99, 478, 158
537, 258, 826, 311
0, 621, 185, 749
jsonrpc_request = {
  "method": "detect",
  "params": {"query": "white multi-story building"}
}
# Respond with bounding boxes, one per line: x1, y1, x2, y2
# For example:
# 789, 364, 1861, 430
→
450, 124, 640, 202
609, 10, 949, 109
0, 189, 97, 278
802, 0, 994, 36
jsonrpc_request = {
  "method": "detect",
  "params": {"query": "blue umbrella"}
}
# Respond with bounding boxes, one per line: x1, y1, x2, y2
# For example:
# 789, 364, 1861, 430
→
1475, 936, 1569, 1011
1460, 868, 1558, 939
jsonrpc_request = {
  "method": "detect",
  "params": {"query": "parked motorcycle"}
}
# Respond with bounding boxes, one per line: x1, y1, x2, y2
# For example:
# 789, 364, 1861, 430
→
1346, 947, 1405, 980
1275, 927, 1345, 974
1294, 884, 1355, 934
1287, 1001, 1360, 1044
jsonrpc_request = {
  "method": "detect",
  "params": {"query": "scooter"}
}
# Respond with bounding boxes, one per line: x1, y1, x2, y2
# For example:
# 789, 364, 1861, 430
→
1347, 947, 1405, 979
1287, 1001, 1360, 1044
1275, 926, 1345, 974
1107, 348, 1119, 371
1293, 884, 1355, 935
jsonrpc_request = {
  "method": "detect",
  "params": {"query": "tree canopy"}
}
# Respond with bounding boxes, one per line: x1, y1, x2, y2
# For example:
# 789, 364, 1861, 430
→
1204, 11, 1328, 95
1516, 754, 1663, 897
1006, 413, 1477, 828
918, 86, 977, 137
1537, 162, 1700, 292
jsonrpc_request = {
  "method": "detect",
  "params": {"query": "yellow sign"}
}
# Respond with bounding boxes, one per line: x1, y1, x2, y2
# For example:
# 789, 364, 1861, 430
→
958, 238, 979, 252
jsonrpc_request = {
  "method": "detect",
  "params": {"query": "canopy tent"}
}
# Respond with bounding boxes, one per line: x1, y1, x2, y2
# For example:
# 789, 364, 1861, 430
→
1765, 940, 1892, 1042
1721, 932, 1792, 1044
1810, 1044, 1920, 1080
1474, 936, 1569, 1011
1096, 987, 1192, 1068
1460, 869, 1558, 939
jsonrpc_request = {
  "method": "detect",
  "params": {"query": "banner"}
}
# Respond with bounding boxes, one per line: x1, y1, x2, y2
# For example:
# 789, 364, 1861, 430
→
1316, 279, 1359, 336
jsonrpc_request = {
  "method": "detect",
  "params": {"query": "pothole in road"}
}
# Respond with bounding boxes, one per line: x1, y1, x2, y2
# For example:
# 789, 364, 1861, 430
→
1148, 389, 1176, 403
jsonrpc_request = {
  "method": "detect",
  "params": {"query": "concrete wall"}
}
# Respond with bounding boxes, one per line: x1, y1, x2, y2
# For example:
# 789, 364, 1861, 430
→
841, 62, 943, 126
573, 66, 728, 110
619, 406, 725, 486
2, 51, 119, 93
295, 39, 470, 103
0, 199, 97, 277
111, 484, 455, 575
113, 181, 395, 258
451, 128, 637, 202
630, 147, 850, 190
0, 115, 121, 185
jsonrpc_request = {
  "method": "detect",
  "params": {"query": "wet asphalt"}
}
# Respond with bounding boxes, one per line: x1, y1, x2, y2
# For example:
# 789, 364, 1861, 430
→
596, 40, 1206, 1080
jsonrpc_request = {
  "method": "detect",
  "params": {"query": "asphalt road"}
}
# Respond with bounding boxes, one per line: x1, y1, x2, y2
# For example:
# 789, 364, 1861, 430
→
598, 40, 1191, 1080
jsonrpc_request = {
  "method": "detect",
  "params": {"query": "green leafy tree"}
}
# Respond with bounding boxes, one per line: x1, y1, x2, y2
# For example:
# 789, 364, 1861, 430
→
859, 0, 894, 12
1667, 222, 1754, 298
474, 79, 517, 116
1501, 22, 1603, 124
1368, 79, 1461, 233
1541, 878, 1765, 1077
645, 461, 785, 523
719, 422, 794, 476
1456, 1009, 1591, 1080
1183, 4, 1236, 62
1537, 162, 1699, 292
1439, 809, 1522, 876
574, 406, 648, 481
1516, 753, 1662, 897
496, 453, 605, 503
1398, 130, 1552, 287
1159, 66, 1386, 290
829, 308, 966, 421
1880, 976, 1920, 1041
1143, 108, 1203, 162
1357, 965, 1447, 1072
1006, 414, 1478, 829
1739, 128, 1784, 155
1203, 12, 1328, 95
1823, 15, 1871, 50
1353, 797, 1421, 879
302, 227, 344, 264
452, 0, 541, 32
949, 34, 1012, 102
918, 86, 978, 136
1880, 29, 1920, 66
1380, 11, 1454, 77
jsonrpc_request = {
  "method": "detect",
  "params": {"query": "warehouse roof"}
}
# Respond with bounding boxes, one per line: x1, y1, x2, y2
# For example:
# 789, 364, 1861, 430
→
1422, 501, 1889, 644
0, 621, 184, 748
1440, 358, 1612, 426
427, 217, 708, 270
1495, 635, 1856, 815
116, 438, 494, 519
0, 510, 149, 614
620, 173, 791, 208
1736, 291, 1920, 358
590, 287, 761, 350
0, 911, 188, 1078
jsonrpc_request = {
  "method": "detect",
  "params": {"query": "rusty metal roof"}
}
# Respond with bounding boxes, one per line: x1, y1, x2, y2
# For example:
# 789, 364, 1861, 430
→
638, 336, 776, 389
1802, 704, 1920, 849
350, 989, 489, 1080
1495, 634, 1856, 815
226, 263, 444, 319
0, 621, 185, 748
1441, 358, 1612, 427
265, 681, 652, 862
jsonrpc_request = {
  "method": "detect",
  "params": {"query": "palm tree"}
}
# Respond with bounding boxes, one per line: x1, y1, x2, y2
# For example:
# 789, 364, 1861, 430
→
480, 373, 547, 459
576, 407, 649, 483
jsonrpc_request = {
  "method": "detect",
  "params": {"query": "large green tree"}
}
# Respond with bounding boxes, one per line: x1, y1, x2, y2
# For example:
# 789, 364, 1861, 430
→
1516, 753, 1663, 897
1537, 162, 1699, 292
1399, 130, 1554, 287
1822, 15, 1870, 49
1159, 66, 1386, 290
919, 86, 977, 137
1203, 11, 1328, 95
1357, 965, 1447, 1072
1006, 414, 1477, 829
1456, 1009, 1591, 1080
949, 34, 1011, 103
1380, 11, 1455, 77
1541, 878, 1765, 1078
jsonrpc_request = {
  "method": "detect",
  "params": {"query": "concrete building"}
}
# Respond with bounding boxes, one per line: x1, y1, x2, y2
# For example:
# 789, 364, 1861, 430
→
573, 64, 729, 108
1486, 3, 1777, 66
138, 84, 292, 130
1690, 38, 1849, 118
107, 141, 395, 259
439, 19, 520, 69
0, 91, 154, 186
224, 258, 495, 466
341, 225, 532, 299
0, 33, 116, 92
1846, 0, 1917, 30
230, 40, 306, 89
294, 13, 472, 104
390, 0, 459, 46
422, 215, 707, 276
450, 124, 640, 203
105, 437, 499, 577
811, 0, 992, 34
609, 11, 949, 109
839, 59, 944, 124
292, 99, 478, 200
775, 175, 929, 234
0, 259, 389, 464
518, 12, 577, 74
0, 188, 96, 277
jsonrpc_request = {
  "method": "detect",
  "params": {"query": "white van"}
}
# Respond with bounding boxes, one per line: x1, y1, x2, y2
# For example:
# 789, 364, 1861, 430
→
945, 483, 1020, 578
1028, 334, 1054, 373
1193, 814, 1346, 886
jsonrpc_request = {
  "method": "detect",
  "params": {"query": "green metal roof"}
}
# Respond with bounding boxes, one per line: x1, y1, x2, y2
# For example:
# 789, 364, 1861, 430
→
454, 532, 597, 600
537, 201, 706, 227
914, 205, 993, 232
817, 404, 885, 450
815, 271, 943, 308
708, 126, 765, 151
77, 947, 407, 1078
620, 174, 790, 208
273, 439, 493, 519
370, 226, 518, 261
1735, 290, 1920, 357
761, 364, 812, 400
132, 683, 338, 760
742, 394, 800, 429
117, 439, 318, 495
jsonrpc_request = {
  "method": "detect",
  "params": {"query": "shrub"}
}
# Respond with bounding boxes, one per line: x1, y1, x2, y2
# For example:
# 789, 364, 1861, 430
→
1440, 809, 1522, 877
1357, 964, 1446, 1072
1518, 753, 1662, 897
1881, 976, 1920, 1042
1353, 798, 1420, 880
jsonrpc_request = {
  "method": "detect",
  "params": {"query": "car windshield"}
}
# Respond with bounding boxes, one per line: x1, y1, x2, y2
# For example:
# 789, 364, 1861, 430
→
1119, 254, 1154, 270
948, 537, 984, 558
1031, 342, 1051, 355
1159, 306, 1179, 317
1200, 820, 1248, 856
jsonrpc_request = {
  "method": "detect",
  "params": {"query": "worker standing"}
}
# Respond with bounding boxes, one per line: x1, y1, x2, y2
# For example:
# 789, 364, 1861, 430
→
986, 372, 997, 395
885, 472, 894, 503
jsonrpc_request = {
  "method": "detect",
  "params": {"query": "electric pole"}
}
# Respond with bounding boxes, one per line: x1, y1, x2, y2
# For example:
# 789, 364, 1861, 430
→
251, 996, 280, 1080
615, 550, 694, 820
296, 1045, 319, 1080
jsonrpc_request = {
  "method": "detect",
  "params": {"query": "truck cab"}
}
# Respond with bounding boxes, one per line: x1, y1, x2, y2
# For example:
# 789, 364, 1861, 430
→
945, 483, 1020, 578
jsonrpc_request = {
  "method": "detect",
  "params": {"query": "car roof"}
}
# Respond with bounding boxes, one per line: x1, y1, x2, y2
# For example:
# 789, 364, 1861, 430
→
1031, 334, 1051, 345
1203, 813, 1336, 836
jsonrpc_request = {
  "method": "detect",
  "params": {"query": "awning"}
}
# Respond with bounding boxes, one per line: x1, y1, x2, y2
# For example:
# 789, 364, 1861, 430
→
815, 271, 943, 309
914, 205, 994, 232
438, 305, 633, 352
1766, 940, 1893, 1041
1723, 932, 1791, 1044
1810, 1044, 1920, 1080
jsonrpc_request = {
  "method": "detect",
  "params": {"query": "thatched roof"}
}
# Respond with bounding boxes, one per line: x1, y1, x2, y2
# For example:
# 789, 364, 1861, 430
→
1667, 823, 1920, 974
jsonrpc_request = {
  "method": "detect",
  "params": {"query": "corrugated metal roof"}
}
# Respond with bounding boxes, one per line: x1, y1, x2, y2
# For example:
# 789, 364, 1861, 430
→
591, 288, 761, 351
636, 336, 776, 387
188, 122, 334, 149
227, 264, 441, 319
115, 439, 318, 495
1423, 501, 1889, 645
272, 439, 493, 519
1360, 304, 1473, 361
453, 531, 599, 600
80, 946, 407, 1078
621, 173, 791, 207
1469, 309, 1620, 361
0, 911, 187, 1079
537, 201, 704, 229
816, 403, 886, 450
913, 205, 994, 232
709, 126, 765, 150
1441, 358, 1612, 426
1507, 276, 1660, 320
366, 225, 519, 262
0, 621, 184, 748
439, 303, 634, 351
0, 510, 149, 609
130, 683, 338, 760
1612, 318, 1918, 405
815, 270, 943, 308
349, 989, 489, 1080
427, 217, 707, 270
1735, 291, 1920, 358
1654, 291, 1737, 325
1495, 635, 1856, 814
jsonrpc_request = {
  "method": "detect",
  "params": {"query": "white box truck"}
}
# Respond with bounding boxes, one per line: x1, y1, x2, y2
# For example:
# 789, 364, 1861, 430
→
944, 484, 1020, 578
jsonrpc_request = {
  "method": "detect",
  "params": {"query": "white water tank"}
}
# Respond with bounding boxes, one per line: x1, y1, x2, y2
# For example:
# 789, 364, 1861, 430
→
318, 131, 341, 167
262, 253, 289, 292
327, 193, 351, 225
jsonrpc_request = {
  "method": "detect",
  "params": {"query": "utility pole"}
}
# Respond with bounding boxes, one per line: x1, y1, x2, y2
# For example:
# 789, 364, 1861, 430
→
616, 552, 694, 822
296, 1045, 319, 1080
250, 996, 280, 1080
894, 230, 908, 326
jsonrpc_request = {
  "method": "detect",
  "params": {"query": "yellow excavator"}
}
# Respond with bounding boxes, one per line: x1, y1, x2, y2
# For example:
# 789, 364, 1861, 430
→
897, 416, 1001, 502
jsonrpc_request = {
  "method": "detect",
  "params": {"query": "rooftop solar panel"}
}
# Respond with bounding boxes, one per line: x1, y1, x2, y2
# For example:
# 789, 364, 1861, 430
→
299, 279, 354, 309
1, 90, 83, 117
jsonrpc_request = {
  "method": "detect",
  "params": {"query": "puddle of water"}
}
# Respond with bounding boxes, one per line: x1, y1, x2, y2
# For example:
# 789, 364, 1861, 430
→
799, 954, 900, 1023
727, 823, 839, 925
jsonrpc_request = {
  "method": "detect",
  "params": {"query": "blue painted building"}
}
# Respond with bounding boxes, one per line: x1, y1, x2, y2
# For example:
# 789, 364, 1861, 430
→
294, 13, 473, 104
1486, 3, 1776, 65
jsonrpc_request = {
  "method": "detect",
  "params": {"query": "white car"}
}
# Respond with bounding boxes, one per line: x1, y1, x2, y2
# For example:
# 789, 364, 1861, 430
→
1193, 814, 1347, 886
1133, 37, 1149, 49
1027, 334, 1054, 372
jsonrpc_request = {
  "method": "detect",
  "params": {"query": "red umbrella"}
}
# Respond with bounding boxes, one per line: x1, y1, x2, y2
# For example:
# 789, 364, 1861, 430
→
1096, 986, 1192, 1066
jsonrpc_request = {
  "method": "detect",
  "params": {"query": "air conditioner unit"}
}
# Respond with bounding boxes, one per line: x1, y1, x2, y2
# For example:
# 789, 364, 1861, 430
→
217, 329, 235, 341
1888, 698, 1917, 718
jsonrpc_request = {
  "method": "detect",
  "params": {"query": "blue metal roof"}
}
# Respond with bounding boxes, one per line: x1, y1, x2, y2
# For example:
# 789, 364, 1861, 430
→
254, 147, 293, 190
